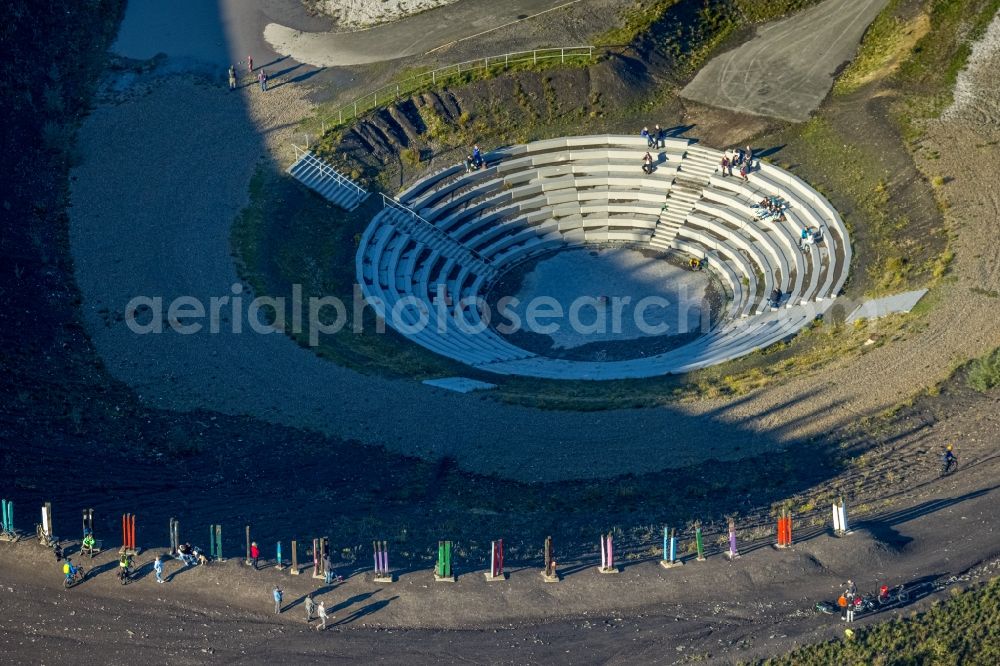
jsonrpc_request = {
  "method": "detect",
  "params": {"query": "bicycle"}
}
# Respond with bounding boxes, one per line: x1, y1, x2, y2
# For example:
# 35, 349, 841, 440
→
64, 567, 86, 589
940, 457, 958, 476
878, 584, 910, 607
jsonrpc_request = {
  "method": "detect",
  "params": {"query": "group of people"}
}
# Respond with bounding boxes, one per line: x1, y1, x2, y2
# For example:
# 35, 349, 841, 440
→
177, 542, 208, 567
296, 590, 333, 630
753, 195, 788, 224
838, 579, 861, 622
227, 56, 268, 92
641, 125, 669, 149
800, 226, 822, 249
720, 146, 755, 181
768, 287, 783, 309
464, 144, 485, 173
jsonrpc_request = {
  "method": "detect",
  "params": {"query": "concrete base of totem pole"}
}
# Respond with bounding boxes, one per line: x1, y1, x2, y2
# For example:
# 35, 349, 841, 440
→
484, 572, 508, 581
725, 550, 741, 561
434, 573, 457, 583
540, 570, 560, 583
373, 574, 394, 584
0, 532, 21, 543
597, 565, 620, 574
660, 559, 684, 569
118, 546, 141, 556
833, 529, 853, 538
289, 567, 299, 575
773, 543, 791, 550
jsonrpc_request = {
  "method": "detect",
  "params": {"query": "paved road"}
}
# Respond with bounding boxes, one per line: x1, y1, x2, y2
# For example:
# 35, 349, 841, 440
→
681, 0, 889, 122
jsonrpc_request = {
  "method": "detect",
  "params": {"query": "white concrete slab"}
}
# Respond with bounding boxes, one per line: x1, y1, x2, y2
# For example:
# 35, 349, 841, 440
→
423, 377, 498, 392
846, 289, 928, 323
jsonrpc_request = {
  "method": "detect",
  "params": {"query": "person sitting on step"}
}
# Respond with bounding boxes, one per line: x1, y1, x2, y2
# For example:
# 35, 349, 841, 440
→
642, 152, 654, 174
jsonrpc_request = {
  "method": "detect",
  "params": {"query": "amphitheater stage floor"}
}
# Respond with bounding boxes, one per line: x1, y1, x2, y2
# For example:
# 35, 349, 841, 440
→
489, 246, 720, 355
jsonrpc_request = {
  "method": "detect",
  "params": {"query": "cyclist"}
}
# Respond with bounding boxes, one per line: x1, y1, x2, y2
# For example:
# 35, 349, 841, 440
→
118, 552, 133, 580
63, 558, 79, 583
943, 444, 958, 473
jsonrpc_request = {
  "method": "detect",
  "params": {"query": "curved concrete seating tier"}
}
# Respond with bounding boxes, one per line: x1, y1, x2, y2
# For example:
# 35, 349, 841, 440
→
355, 135, 851, 379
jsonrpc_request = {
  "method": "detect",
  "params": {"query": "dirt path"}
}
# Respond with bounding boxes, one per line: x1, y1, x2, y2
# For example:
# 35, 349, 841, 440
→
682, 0, 889, 122
4, 457, 999, 664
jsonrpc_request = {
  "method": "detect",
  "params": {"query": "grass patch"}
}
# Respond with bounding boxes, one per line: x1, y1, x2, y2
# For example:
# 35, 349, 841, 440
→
230, 166, 464, 379
833, 0, 929, 95
494, 315, 916, 409
594, 0, 681, 47
789, 117, 919, 296
306, 49, 596, 136
895, 0, 1000, 123
967, 348, 1000, 392
732, 0, 820, 23
755, 577, 1000, 665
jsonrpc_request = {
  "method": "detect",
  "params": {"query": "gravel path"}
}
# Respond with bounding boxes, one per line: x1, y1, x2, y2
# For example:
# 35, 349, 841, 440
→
68, 14, 1000, 483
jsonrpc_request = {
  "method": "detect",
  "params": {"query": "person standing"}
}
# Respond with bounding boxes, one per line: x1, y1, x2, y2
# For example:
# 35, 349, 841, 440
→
154, 556, 165, 584
316, 601, 329, 631
247, 55, 254, 73
258, 69, 268, 92
323, 552, 334, 585
250, 542, 260, 570
654, 124, 665, 148
304, 594, 317, 624
721, 155, 729, 177
273, 585, 283, 614
228, 65, 237, 90
844, 580, 857, 622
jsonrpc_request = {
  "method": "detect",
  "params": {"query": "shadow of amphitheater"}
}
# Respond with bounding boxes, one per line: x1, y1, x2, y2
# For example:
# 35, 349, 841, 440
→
4, 0, 946, 584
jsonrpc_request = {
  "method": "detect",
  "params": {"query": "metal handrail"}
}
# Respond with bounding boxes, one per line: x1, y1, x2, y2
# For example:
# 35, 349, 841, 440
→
380, 194, 496, 277
305, 46, 596, 136
290, 144, 368, 199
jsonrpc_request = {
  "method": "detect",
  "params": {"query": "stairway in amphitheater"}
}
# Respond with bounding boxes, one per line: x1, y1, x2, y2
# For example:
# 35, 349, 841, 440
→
354, 135, 851, 380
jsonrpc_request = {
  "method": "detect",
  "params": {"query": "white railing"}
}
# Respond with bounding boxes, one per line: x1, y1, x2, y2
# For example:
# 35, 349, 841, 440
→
290, 144, 368, 200
303, 46, 596, 136
380, 194, 496, 278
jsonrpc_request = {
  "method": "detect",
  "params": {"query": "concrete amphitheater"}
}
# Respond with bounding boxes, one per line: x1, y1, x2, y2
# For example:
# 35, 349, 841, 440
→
350, 135, 851, 379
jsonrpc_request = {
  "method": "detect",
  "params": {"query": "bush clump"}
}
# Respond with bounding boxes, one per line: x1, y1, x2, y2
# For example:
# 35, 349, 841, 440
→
757, 577, 1000, 665
967, 348, 1000, 392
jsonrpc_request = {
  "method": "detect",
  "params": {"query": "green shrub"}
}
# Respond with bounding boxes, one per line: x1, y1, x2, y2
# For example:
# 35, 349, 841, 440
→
757, 578, 1000, 665
968, 348, 1000, 392
400, 147, 421, 167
